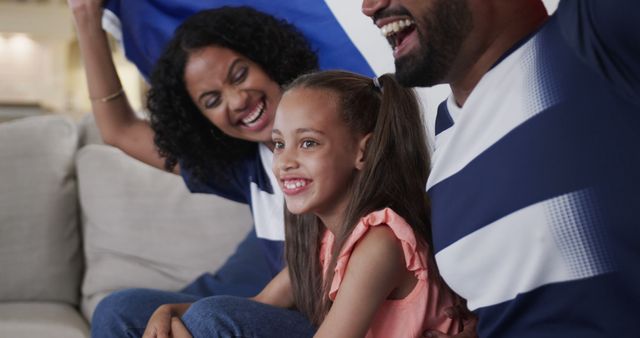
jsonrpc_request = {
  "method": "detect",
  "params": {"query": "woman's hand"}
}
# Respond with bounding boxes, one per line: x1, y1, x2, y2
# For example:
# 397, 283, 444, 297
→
170, 317, 193, 338
67, 0, 104, 24
142, 303, 192, 338
67, 0, 101, 11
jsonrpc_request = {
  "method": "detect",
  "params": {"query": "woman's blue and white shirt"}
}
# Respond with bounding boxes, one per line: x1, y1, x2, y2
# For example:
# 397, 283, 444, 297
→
181, 144, 285, 274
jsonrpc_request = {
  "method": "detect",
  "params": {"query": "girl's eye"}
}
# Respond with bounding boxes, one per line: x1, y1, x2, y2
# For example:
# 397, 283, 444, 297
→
232, 67, 248, 84
301, 140, 317, 149
273, 141, 284, 150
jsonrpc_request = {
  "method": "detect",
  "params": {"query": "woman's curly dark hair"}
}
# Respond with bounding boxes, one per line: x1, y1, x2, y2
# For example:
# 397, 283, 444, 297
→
147, 6, 318, 182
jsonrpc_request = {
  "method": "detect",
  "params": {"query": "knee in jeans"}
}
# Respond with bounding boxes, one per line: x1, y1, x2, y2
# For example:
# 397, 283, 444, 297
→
182, 296, 246, 333
92, 288, 149, 327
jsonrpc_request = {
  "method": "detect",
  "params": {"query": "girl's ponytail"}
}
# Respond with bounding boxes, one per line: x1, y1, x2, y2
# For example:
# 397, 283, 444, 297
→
353, 73, 432, 249
283, 71, 433, 325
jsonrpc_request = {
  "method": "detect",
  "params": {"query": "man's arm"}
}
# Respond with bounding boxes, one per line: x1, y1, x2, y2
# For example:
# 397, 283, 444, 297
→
556, 0, 640, 106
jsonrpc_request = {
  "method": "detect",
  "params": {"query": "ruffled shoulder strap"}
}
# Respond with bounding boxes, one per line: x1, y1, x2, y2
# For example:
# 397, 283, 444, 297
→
327, 208, 429, 301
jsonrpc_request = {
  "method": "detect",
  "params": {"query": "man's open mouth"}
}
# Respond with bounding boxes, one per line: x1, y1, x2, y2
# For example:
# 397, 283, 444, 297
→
380, 18, 416, 50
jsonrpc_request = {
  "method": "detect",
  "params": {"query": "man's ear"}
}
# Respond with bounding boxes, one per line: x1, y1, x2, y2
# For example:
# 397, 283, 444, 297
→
355, 133, 372, 171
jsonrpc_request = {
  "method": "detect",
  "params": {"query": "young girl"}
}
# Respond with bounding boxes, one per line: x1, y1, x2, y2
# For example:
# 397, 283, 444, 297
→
263, 70, 463, 337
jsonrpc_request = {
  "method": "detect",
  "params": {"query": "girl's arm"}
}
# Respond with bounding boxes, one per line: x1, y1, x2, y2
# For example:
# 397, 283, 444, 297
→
315, 226, 406, 338
251, 266, 295, 309
69, 0, 174, 173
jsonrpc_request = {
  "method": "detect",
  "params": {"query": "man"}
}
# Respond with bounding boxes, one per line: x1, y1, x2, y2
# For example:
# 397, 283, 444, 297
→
362, 0, 640, 337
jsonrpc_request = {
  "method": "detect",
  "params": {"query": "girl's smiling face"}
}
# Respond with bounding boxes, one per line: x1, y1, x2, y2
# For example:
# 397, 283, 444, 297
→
272, 88, 366, 227
184, 46, 282, 143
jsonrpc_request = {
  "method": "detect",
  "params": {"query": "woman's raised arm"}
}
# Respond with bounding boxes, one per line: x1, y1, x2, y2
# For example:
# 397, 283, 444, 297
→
69, 0, 175, 173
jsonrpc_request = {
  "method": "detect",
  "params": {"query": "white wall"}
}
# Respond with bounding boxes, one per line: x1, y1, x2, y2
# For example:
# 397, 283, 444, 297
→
0, 2, 143, 119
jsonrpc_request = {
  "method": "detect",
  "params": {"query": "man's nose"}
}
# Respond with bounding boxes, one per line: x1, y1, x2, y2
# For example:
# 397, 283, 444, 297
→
362, 0, 389, 18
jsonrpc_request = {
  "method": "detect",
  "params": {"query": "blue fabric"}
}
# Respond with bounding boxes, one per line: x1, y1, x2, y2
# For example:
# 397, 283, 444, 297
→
103, 0, 375, 80
555, 0, 640, 107
91, 293, 316, 338
91, 288, 199, 338
180, 229, 275, 297
434, 101, 453, 136
429, 1, 640, 337
182, 296, 316, 337
180, 149, 259, 205
477, 274, 637, 338
91, 229, 276, 338
180, 147, 285, 275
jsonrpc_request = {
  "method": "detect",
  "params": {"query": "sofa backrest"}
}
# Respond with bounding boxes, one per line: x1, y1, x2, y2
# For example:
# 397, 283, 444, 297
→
1, 114, 254, 322
76, 144, 252, 320
0, 115, 83, 306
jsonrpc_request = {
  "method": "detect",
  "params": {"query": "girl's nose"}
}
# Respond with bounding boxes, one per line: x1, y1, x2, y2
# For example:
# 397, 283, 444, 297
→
275, 148, 298, 172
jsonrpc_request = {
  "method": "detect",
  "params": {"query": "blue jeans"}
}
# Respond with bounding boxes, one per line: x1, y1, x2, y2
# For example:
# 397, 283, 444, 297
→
182, 296, 316, 338
91, 229, 310, 338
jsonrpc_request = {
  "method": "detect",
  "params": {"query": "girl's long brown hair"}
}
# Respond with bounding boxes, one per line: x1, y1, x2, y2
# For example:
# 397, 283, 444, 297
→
284, 71, 433, 326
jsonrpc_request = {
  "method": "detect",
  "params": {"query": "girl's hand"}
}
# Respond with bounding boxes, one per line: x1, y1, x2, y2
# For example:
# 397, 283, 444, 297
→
142, 303, 192, 338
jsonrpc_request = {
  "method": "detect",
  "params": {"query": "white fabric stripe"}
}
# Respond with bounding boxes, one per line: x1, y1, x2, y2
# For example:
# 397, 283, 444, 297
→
323, 0, 394, 76
324, 0, 451, 135
427, 37, 545, 191
101, 9, 122, 42
250, 144, 285, 241
435, 189, 613, 310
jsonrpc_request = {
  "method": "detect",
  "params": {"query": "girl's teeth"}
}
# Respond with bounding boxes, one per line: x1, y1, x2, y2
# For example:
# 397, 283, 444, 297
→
285, 180, 306, 189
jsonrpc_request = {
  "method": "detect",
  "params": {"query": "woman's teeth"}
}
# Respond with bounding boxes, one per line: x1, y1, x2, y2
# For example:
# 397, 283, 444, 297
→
242, 101, 265, 126
284, 180, 307, 190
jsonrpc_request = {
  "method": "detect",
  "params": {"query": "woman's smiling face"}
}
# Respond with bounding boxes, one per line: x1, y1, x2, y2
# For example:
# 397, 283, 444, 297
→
271, 87, 366, 222
184, 46, 282, 143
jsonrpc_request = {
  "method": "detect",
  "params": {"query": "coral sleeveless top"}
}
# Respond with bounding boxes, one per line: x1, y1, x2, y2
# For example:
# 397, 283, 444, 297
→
320, 208, 461, 338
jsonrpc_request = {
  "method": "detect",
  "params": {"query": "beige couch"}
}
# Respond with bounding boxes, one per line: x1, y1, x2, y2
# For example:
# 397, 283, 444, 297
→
0, 115, 253, 337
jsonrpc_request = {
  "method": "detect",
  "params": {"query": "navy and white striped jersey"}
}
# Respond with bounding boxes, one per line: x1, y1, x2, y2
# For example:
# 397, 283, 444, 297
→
181, 144, 286, 274
429, 1, 640, 337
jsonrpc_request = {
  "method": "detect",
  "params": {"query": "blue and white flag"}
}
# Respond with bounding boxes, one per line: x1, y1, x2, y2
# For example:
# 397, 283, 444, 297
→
102, 0, 394, 80
101, 0, 451, 146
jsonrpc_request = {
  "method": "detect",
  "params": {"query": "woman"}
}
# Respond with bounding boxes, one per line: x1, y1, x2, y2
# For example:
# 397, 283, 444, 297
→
69, 1, 317, 337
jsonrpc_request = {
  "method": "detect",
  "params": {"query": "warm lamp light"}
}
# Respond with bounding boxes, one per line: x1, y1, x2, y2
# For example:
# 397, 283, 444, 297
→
7, 33, 37, 57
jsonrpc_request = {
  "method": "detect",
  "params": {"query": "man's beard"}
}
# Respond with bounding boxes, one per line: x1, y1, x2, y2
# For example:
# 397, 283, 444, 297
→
395, 0, 472, 87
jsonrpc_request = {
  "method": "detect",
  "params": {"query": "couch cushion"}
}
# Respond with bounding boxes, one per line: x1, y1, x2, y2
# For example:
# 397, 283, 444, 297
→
76, 145, 252, 320
0, 302, 89, 338
77, 113, 104, 147
0, 116, 82, 305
